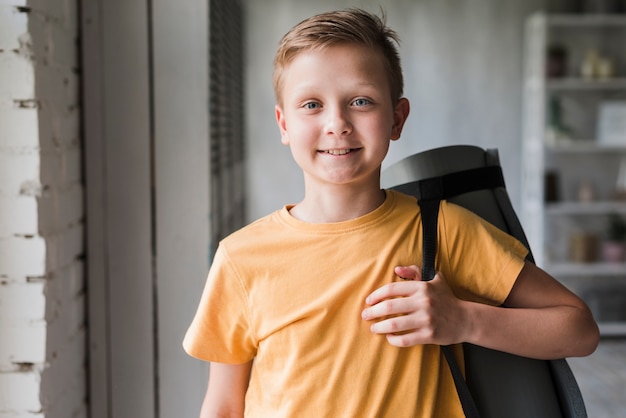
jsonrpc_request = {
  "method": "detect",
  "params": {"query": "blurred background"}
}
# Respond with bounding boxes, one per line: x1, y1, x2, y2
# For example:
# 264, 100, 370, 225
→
1, 0, 625, 417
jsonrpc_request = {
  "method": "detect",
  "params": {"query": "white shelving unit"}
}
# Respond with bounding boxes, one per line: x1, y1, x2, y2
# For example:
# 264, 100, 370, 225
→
522, 12, 626, 335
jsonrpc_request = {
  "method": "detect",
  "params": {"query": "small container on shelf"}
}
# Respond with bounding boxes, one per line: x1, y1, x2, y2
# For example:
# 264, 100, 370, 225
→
545, 96, 572, 145
580, 49, 617, 80
578, 180, 595, 202
546, 44, 568, 78
569, 231, 599, 263
581, 49, 600, 79
602, 213, 626, 262
544, 170, 561, 202
596, 56, 615, 79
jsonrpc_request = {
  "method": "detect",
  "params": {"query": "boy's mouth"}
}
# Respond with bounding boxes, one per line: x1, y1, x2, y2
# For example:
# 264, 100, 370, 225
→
321, 149, 357, 155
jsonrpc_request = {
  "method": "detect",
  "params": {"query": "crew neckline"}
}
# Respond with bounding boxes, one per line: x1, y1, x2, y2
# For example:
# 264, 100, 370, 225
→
276, 190, 399, 234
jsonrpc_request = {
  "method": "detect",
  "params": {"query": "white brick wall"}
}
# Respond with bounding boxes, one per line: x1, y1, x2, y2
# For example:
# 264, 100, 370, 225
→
0, 1, 85, 417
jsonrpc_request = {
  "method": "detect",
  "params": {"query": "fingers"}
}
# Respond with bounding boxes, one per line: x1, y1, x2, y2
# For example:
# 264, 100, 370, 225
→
365, 305, 439, 347
362, 287, 423, 320
364, 265, 422, 307
386, 331, 433, 348
362, 271, 461, 347
364, 268, 443, 307
365, 280, 421, 307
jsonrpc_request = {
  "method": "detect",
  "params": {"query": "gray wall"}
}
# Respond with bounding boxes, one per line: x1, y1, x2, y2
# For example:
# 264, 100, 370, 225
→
82, 0, 210, 416
244, 0, 549, 221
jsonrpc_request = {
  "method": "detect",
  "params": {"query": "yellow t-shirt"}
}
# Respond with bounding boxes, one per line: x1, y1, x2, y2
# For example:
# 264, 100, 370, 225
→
183, 190, 528, 417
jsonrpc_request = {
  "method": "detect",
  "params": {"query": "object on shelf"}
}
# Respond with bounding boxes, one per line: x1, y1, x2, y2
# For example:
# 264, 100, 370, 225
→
578, 179, 595, 202
597, 101, 626, 146
545, 96, 572, 144
581, 49, 600, 79
580, 49, 616, 79
569, 231, 599, 262
544, 170, 560, 202
546, 44, 568, 78
596, 56, 615, 79
615, 157, 626, 199
603, 240, 626, 262
603, 213, 626, 262
606, 213, 626, 240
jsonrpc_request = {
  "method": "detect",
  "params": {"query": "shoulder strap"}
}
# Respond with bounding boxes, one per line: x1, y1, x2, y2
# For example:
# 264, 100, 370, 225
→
418, 198, 481, 418
394, 165, 505, 203
408, 166, 505, 418
413, 165, 506, 282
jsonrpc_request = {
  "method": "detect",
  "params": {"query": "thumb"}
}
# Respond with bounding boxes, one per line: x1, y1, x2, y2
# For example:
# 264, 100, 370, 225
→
394, 265, 422, 281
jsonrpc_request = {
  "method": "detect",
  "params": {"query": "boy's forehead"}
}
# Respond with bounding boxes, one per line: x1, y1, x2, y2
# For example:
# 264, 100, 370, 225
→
284, 44, 384, 73
285, 43, 385, 72
278, 45, 391, 100
275, 42, 394, 104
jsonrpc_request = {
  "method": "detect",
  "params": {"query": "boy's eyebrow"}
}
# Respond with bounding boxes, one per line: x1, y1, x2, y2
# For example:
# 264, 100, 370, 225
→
290, 80, 384, 94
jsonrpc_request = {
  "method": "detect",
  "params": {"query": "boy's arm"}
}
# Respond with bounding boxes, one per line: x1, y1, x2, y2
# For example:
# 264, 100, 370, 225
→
362, 261, 600, 359
200, 360, 252, 418
466, 260, 599, 359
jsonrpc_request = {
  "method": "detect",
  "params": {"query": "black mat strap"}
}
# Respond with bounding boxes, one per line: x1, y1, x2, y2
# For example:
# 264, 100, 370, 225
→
441, 344, 481, 418
418, 199, 440, 283
417, 182, 482, 418
394, 165, 505, 203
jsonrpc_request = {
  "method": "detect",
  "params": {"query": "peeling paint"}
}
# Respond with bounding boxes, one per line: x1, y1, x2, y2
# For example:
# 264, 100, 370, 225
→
12, 362, 35, 372
19, 180, 42, 197
13, 99, 39, 109
14, 234, 36, 239
16, 33, 33, 60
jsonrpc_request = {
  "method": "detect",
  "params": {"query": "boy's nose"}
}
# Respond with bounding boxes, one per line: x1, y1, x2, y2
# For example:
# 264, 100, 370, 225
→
324, 107, 352, 137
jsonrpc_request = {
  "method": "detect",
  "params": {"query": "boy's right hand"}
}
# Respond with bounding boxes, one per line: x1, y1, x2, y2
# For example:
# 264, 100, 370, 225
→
361, 266, 472, 348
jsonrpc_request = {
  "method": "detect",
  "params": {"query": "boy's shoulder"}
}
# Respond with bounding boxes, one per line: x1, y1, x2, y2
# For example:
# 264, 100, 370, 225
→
221, 208, 284, 243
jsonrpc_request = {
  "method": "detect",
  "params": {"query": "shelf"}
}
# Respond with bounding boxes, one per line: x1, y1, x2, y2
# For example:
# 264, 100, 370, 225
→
523, 11, 626, 271
547, 78, 626, 91
546, 142, 626, 153
546, 261, 626, 276
546, 201, 626, 215
547, 14, 626, 27
599, 322, 626, 337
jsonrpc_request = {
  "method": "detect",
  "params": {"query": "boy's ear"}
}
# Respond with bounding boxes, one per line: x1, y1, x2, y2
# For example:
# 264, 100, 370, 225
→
391, 98, 410, 141
275, 105, 290, 145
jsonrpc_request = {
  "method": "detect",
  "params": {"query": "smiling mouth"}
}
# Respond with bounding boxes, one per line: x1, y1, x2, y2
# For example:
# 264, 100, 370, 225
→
322, 149, 357, 155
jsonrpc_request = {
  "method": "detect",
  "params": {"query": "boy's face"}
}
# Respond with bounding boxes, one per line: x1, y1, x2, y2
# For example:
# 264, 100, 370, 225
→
275, 43, 409, 190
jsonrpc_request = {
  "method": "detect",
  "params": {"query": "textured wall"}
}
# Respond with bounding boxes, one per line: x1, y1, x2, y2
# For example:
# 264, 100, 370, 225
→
0, 1, 85, 417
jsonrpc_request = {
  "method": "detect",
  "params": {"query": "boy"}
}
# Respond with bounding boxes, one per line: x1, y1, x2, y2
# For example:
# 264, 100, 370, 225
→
183, 9, 599, 417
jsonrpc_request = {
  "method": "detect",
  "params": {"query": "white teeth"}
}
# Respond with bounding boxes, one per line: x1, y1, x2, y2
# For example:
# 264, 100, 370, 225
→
326, 149, 351, 155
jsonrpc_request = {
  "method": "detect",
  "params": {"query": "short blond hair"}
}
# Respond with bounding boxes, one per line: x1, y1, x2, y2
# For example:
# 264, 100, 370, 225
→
273, 9, 404, 105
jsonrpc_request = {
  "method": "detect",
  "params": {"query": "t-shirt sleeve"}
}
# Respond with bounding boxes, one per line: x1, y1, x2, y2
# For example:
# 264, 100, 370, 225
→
437, 201, 529, 306
182, 244, 257, 364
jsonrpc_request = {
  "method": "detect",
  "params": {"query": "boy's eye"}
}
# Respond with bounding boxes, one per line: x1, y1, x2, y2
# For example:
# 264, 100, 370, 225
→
352, 98, 371, 107
303, 102, 321, 110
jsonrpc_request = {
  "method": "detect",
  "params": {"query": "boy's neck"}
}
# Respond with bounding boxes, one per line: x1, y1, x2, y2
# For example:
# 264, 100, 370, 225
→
288, 185, 386, 223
